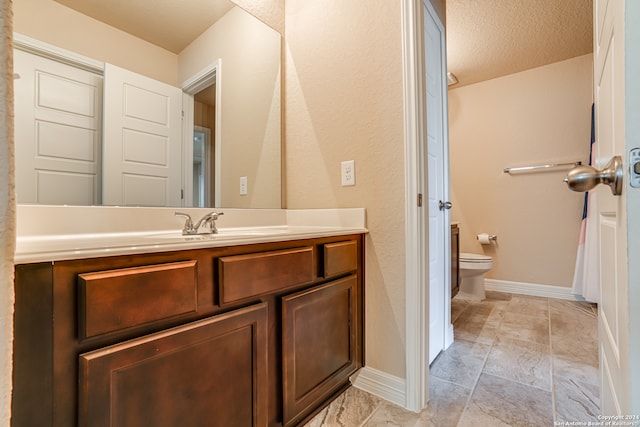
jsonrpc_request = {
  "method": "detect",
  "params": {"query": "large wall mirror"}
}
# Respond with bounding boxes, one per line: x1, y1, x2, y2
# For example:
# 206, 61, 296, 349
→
13, 0, 282, 209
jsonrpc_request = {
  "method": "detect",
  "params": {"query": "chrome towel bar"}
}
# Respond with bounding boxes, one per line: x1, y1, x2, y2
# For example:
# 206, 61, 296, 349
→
504, 161, 582, 174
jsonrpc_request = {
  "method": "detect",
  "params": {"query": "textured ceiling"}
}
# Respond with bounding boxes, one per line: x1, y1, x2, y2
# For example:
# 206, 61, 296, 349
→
54, 0, 236, 53
446, 0, 593, 88
53, 0, 591, 83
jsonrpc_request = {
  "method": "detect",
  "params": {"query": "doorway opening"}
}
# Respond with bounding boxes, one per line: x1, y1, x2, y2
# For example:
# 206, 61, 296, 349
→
192, 80, 216, 207
181, 59, 222, 208
192, 126, 212, 207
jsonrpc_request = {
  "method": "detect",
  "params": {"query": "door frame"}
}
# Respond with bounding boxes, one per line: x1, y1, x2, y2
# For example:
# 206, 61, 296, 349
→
181, 59, 222, 207
401, 0, 452, 412
626, 1, 640, 410
13, 33, 104, 75
401, 0, 428, 411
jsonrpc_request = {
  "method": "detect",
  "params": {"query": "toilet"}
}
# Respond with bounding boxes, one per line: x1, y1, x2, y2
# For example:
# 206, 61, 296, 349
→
457, 252, 493, 301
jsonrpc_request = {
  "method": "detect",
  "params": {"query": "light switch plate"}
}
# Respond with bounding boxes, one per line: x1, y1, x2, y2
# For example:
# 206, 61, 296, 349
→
341, 160, 355, 186
240, 176, 248, 195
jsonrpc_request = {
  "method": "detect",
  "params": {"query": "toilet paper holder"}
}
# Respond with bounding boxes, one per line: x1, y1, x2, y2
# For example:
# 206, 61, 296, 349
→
477, 233, 497, 244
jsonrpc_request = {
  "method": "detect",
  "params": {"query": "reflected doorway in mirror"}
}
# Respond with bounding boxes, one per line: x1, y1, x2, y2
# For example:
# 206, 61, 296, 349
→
181, 59, 222, 208
193, 126, 212, 207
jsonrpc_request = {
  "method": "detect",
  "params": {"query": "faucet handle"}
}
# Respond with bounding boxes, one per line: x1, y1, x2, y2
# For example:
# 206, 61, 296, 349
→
175, 212, 195, 235
202, 211, 224, 234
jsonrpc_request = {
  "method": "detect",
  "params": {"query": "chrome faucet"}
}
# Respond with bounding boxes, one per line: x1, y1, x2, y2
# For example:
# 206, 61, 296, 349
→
175, 211, 224, 235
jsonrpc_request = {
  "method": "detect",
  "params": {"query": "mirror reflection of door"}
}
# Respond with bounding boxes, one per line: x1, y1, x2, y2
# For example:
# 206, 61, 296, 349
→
192, 126, 211, 207
193, 83, 216, 207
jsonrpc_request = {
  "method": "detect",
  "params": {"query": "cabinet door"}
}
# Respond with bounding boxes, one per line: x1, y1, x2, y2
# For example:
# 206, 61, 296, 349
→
79, 303, 268, 427
282, 276, 359, 426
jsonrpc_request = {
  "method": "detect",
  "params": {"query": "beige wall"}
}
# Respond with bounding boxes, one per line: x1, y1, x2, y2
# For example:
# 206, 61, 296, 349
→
179, 7, 281, 208
13, 0, 178, 85
285, 0, 406, 377
449, 54, 594, 287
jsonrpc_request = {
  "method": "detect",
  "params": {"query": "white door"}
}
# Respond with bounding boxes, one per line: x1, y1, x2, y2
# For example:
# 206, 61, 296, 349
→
14, 49, 103, 205
424, 2, 451, 364
594, 0, 640, 414
102, 64, 183, 206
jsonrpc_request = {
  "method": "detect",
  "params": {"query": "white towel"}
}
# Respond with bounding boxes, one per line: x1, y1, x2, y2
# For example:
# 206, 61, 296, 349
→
0, 0, 16, 423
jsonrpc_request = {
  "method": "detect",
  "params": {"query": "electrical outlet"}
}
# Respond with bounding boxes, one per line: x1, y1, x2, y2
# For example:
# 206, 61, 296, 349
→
341, 160, 355, 186
240, 176, 248, 195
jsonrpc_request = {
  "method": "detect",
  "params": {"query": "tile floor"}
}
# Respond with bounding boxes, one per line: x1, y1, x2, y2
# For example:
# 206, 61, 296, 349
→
303, 291, 600, 427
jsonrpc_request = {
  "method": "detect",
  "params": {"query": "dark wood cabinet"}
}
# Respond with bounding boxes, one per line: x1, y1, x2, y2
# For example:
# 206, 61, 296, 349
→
451, 224, 460, 298
12, 234, 364, 427
282, 275, 359, 426
79, 303, 268, 427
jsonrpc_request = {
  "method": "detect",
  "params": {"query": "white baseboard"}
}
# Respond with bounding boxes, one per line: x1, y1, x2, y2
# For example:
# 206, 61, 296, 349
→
484, 279, 587, 302
351, 366, 406, 408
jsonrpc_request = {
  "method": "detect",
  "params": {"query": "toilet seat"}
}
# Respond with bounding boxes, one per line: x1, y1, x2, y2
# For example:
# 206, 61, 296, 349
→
460, 252, 492, 263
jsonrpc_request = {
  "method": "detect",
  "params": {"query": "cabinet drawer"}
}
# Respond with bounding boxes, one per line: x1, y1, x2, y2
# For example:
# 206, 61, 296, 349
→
78, 261, 198, 340
323, 240, 358, 278
218, 247, 314, 306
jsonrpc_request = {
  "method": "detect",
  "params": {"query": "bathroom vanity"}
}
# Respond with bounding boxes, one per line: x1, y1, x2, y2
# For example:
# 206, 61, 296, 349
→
12, 206, 366, 427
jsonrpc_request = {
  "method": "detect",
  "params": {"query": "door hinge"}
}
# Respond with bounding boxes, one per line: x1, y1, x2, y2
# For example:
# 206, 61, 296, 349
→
417, 193, 423, 207
181, 189, 184, 199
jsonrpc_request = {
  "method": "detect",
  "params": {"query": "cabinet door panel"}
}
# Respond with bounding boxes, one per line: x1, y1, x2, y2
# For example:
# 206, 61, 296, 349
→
79, 303, 268, 427
282, 276, 358, 425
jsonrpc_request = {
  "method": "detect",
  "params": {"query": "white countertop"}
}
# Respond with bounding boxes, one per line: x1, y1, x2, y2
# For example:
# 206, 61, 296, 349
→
15, 206, 367, 264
